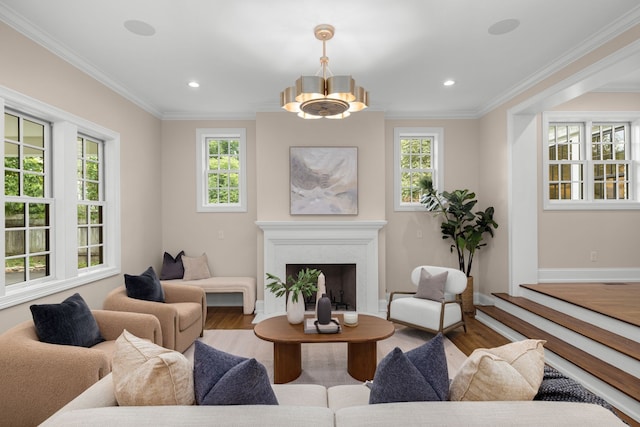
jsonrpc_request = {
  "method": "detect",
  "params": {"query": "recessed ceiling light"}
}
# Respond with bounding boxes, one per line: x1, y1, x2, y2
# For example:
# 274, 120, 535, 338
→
123, 19, 156, 36
488, 18, 520, 36
443, 80, 456, 87
188, 81, 200, 88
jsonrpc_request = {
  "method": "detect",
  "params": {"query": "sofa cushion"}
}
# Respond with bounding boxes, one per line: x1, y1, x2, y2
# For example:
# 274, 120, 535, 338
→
369, 333, 449, 404
194, 341, 277, 405
449, 339, 546, 401
124, 266, 165, 302
333, 401, 627, 427
327, 385, 371, 411
414, 269, 447, 302
182, 253, 212, 280
30, 293, 105, 347
42, 405, 336, 427
160, 250, 185, 280
112, 330, 194, 406
271, 384, 328, 407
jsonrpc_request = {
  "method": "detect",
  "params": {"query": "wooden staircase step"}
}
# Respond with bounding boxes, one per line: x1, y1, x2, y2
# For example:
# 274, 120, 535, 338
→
521, 283, 640, 327
493, 293, 640, 361
476, 305, 640, 403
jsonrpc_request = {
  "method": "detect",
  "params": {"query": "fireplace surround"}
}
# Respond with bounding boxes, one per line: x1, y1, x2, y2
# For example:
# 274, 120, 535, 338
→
256, 221, 386, 320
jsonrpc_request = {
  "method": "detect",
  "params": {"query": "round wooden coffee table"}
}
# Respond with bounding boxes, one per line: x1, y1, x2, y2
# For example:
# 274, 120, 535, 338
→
254, 313, 394, 383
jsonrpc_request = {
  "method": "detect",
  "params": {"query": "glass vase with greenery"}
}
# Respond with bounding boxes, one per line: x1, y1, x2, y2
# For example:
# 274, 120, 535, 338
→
419, 176, 498, 277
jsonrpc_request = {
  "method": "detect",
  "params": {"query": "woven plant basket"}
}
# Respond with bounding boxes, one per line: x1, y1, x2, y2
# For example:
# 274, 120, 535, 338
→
461, 276, 475, 317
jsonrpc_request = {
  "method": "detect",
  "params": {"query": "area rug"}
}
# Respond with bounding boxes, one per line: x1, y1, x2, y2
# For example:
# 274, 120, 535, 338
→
184, 325, 467, 388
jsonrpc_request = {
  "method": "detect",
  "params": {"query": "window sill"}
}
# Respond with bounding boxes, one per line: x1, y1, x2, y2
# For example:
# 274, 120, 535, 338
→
0, 266, 119, 310
197, 204, 247, 213
394, 204, 428, 212
543, 200, 640, 211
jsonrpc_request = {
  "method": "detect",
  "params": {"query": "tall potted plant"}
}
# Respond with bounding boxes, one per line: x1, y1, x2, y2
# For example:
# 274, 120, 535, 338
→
419, 177, 498, 316
266, 268, 321, 324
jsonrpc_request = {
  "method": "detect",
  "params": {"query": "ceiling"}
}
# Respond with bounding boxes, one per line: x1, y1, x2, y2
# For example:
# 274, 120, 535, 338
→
1, 0, 639, 120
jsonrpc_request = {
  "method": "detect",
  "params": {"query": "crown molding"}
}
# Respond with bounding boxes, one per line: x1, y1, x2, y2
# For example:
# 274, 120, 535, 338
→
0, 3, 163, 119
1, 3, 639, 121
477, 5, 640, 117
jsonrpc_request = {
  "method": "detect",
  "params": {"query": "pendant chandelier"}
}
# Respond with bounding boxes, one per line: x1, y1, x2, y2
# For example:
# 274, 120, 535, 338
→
280, 24, 369, 119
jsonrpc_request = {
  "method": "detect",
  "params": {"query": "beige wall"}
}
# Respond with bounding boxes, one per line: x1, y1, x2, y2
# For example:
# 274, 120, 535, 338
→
255, 112, 386, 299
539, 92, 640, 268
475, 23, 640, 296
0, 22, 162, 332
384, 119, 483, 294
477, 108, 510, 295
255, 112, 386, 220
163, 113, 490, 301
160, 120, 257, 276
1, 20, 639, 332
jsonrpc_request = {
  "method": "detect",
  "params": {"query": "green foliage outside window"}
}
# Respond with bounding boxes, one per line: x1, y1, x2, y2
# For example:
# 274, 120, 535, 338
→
207, 139, 241, 204
77, 137, 104, 269
400, 137, 433, 203
5, 113, 49, 282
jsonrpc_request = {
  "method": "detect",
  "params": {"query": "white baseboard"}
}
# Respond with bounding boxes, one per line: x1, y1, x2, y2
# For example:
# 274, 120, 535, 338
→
538, 267, 640, 282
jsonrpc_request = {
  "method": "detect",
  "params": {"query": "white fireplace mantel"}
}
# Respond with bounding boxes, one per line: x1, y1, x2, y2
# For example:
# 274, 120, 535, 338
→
256, 221, 387, 319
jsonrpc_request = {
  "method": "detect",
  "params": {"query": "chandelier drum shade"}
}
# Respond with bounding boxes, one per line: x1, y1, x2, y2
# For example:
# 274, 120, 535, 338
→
280, 24, 369, 119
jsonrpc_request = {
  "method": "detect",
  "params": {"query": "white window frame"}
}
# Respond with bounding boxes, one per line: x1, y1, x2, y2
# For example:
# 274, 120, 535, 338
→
196, 128, 247, 212
77, 134, 106, 271
393, 127, 444, 211
1, 86, 121, 309
4, 110, 52, 286
542, 111, 640, 210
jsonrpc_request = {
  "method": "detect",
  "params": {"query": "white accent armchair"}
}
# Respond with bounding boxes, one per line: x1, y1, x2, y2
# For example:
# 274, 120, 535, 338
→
387, 265, 467, 335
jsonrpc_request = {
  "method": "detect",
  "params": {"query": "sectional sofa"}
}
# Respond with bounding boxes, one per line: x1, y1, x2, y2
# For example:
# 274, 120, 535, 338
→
41, 374, 626, 426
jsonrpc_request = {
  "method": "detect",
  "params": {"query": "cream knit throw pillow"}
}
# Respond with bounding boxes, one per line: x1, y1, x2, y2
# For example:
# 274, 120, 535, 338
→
112, 330, 195, 406
449, 339, 546, 401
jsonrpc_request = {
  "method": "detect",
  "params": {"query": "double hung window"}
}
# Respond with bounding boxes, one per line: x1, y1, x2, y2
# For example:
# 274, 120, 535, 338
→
77, 135, 104, 270
393, 127, 444, 211
4, 112, 51, 285
1, 89, 120, 309
543, 112, 639, 210
196, 128, 247, 212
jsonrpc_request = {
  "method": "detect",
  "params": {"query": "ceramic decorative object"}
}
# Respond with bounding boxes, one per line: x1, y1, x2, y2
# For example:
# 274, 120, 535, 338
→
315, 272, 326, 313
286, 292, 305, 324
316, 293, 332, 325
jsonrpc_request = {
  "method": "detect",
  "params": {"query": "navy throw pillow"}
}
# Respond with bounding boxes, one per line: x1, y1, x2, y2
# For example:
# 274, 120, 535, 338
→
369, 333, 449, 404
194, 341, 278, 405
124, 266, 165, 302
30, 293, 105, 347
160, 250, 185, 280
